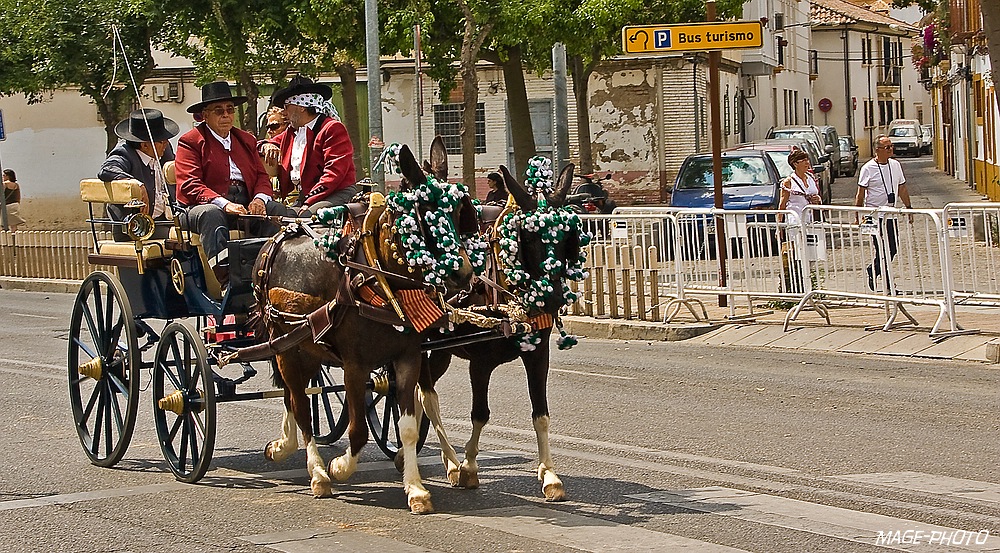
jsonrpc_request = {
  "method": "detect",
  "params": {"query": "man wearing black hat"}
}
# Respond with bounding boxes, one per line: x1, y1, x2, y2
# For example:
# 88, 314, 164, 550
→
261, 75, 357, 214
175, 81, 294, 261
99, 108, 179, 239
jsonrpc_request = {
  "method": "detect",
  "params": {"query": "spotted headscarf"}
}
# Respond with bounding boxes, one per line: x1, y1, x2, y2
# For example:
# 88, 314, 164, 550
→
286, 93, 340, 121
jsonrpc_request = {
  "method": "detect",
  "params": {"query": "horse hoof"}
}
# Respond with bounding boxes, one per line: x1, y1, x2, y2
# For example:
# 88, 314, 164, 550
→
446, 467, 462, 487
393, 450, 405, 474
408, 494, 434, 514
543, 482, 566, 502
458, 467, 479, 489
312, 479, 333, 498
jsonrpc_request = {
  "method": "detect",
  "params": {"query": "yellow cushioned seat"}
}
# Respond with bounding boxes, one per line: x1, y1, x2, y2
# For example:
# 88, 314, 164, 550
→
96, 240, 169, 259
80, 179, 143, 203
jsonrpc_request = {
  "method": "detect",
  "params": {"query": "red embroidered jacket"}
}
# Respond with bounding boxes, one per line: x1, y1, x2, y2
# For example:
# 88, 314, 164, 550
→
175, 124, 273, 206
267, 115, 356, 206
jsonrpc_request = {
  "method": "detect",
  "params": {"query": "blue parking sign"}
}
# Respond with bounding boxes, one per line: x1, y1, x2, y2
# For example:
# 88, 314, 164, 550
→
0, 109, 5, 140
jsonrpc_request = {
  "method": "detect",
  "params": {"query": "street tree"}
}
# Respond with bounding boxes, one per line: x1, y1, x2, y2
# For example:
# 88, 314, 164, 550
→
0, 0, 156, 153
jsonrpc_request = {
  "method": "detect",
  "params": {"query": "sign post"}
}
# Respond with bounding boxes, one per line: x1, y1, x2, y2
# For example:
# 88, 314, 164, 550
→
622, 11, 763, 306
0, 108, 7, 231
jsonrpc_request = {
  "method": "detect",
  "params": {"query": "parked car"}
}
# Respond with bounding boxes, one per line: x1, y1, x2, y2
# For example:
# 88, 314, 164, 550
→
816, 125, 843, 176
837, 136, 859, 177
669, 150, 783, 259
730, 140, 830, 203
887, 119, 923, 157
766, 125, 838, 184
920, 124, 933, 154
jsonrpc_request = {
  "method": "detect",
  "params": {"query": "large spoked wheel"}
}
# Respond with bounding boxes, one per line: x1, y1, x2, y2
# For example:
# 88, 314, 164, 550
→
311, 363, 348, 445
366, 364, 430, 458
152, 321, 216, 483
68, 271, 141, 467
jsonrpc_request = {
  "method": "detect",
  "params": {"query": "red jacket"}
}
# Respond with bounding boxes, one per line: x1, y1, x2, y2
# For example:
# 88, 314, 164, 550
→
175, 124, 273, 206
268, 115, 356, 206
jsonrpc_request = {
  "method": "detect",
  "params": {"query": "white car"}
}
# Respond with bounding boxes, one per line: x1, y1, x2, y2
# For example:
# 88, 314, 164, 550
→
887, 120, 923, 157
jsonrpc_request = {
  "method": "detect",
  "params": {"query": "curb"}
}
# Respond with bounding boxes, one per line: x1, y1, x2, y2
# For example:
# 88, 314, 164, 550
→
988, 340, 1000, 364
0, 277, 82, 294
561, 315, 722, 342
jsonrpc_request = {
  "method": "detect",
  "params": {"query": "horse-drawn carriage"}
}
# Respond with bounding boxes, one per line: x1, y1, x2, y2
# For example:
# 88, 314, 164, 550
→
68, 138, 590, 513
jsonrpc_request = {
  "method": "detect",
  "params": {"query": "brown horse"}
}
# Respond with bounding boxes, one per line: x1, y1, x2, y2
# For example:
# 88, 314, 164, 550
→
419, 161, 587, 501
257, 137, 476, 514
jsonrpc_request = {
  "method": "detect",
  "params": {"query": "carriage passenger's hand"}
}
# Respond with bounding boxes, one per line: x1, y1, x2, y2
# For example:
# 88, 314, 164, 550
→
248, 197, 267, 215
224, 201, 248, 216
262, 144, 280, 167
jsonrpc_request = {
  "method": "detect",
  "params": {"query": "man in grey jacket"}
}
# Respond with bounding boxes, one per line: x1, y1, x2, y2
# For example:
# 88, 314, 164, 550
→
99, 108, 179, 239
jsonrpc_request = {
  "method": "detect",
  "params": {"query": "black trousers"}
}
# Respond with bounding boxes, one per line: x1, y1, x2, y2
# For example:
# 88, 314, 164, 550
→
868, 218, 899, 285
179, 182, 294, 259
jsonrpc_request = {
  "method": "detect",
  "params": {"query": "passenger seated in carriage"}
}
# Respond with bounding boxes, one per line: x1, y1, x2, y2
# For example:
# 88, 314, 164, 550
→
259, 75, 357, 216
98, 108, 179, 240
173, 81, 296, 267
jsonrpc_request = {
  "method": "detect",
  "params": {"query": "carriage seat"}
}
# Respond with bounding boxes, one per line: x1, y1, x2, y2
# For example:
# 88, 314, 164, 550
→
80, 178, 170, 265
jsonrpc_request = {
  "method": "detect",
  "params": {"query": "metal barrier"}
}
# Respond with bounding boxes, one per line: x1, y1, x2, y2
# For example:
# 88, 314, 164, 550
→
940, 203, 1000, 308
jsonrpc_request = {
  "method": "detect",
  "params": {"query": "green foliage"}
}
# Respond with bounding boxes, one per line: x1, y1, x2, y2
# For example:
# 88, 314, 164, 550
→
890, 0, 939, 13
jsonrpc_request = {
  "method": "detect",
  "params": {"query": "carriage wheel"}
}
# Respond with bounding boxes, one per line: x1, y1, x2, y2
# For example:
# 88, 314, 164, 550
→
311, 363, 348, 445
68, 271, 141, 467
152, 321, 216, 483
366, 364, 430, 459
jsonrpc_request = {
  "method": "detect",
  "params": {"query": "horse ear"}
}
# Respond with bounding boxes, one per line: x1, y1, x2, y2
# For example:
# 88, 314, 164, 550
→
501, 165, 535, 211
398, 144, 422, 191
550, 162, 575, 206
429, 136, 448, 181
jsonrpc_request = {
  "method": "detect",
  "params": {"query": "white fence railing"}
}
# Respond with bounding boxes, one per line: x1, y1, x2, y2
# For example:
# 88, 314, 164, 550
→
576, 202, 999, 339
1, 230, 114, 280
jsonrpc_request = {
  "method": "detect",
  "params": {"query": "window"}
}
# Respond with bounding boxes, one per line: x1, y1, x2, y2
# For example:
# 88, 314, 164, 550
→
863, 99, 875, 128
862, 36, 873, 66
809, 50, 819, 76
433, 103, 486, 154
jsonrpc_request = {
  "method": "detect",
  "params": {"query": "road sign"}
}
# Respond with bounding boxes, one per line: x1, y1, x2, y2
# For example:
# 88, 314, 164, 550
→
818, 98, 832, 112
0, 109, 5, 141
622, 21, 763, 54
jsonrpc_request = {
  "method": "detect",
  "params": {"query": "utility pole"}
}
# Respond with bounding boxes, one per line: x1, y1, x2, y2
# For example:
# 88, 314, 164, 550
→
552, 43, 570, 174
365, 0, 384, 191
707, 0, 728, 306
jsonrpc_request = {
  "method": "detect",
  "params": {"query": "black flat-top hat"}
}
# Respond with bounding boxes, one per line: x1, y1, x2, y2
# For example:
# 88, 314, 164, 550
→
187, 81, 249, 113
114, 108, 180, 142
271, 75, 333, 108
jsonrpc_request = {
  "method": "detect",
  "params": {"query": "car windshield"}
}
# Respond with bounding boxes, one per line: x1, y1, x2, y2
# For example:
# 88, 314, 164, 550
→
771, 130, 811, 142
765, 151, 795, 178
890, 127, 917, 137
838, 137, 850, 149
677, 157, 770, 189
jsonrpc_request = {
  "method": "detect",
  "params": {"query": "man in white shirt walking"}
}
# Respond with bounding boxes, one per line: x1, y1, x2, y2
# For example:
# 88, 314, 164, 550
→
854, 134, 913, 291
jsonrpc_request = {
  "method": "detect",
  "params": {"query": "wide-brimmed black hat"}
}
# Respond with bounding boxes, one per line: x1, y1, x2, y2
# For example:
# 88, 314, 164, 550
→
114, 108, 179, 142
187, 81, 248, 113
271, 75, 333, 108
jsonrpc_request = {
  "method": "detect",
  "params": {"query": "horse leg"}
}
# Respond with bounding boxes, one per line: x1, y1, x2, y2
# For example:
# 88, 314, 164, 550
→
328, 363, 368, 482
419, 352, 463, 486
264, 391, 299, 463
396, 353, 433, 514
459, 357, 498, 489
524, 341, 565, 502
279, 354, 332, 498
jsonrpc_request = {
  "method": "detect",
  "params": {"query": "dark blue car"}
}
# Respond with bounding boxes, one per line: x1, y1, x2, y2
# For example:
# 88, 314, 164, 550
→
668, 150, 782, 259
670, 150, 781, 210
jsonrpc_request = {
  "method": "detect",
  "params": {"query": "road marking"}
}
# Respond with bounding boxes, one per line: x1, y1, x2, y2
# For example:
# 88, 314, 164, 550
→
241, 527, 444, 553
628, 487, 997, 552
438, 505, 750, 552
0, 358, 65, 372
833, 472, 1000, 506
243, 507, 749, 553
11, 312, 58, 319
0, 482, 191, 511
550, 368, 636, 380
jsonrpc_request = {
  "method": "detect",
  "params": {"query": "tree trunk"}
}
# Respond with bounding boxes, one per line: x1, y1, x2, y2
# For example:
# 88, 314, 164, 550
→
496, 47, 536, 177
236, 70, 260, 135
460, 52, 479, 196
983, 3, 1000, 86
335, 64, 365, 177
569, 54, 596, 175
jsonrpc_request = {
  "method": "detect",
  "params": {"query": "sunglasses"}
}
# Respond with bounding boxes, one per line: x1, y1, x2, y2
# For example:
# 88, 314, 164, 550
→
266, 122, 286, 131
877, 145, 894, 150
205, 105, 237, 117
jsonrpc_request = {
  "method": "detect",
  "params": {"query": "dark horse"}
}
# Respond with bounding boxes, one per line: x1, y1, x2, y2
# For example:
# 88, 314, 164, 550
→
256, 138, 476, 513
419, 161, 587, 501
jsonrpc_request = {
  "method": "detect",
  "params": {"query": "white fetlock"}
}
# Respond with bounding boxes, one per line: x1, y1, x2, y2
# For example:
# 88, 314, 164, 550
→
407, 486, 434, 514
458, 459, 480, 489
329, 451, 358, 482
538, 464, 566, 502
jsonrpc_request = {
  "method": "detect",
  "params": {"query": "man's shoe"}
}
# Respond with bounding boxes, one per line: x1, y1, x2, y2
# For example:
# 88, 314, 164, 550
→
866, 267, 876, 291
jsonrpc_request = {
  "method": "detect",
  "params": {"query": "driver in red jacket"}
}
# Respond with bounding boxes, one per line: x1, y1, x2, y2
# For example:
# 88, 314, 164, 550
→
260, 75, 357, 215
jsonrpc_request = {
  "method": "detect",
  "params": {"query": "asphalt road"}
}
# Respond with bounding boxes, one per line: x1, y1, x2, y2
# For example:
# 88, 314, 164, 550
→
1, 288, 999, 552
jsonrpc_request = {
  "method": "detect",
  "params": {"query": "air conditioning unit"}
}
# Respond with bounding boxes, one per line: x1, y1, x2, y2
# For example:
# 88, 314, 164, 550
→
151, 84, 167, 102
167, 81, 181, 101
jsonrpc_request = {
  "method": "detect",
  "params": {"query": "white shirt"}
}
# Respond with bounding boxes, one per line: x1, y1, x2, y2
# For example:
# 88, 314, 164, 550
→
782, 173, 820, 224
290, 116, 319, 185
858, 158, 905, 208
206, 127, 271, 208
136, 149, 167, 218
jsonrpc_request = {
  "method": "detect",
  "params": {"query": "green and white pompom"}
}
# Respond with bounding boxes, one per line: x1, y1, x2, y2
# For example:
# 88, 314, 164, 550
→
314, 205, 349, 260
524, 156, 554, 195
386, 175, 486, 287
373, 142, 404, 175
